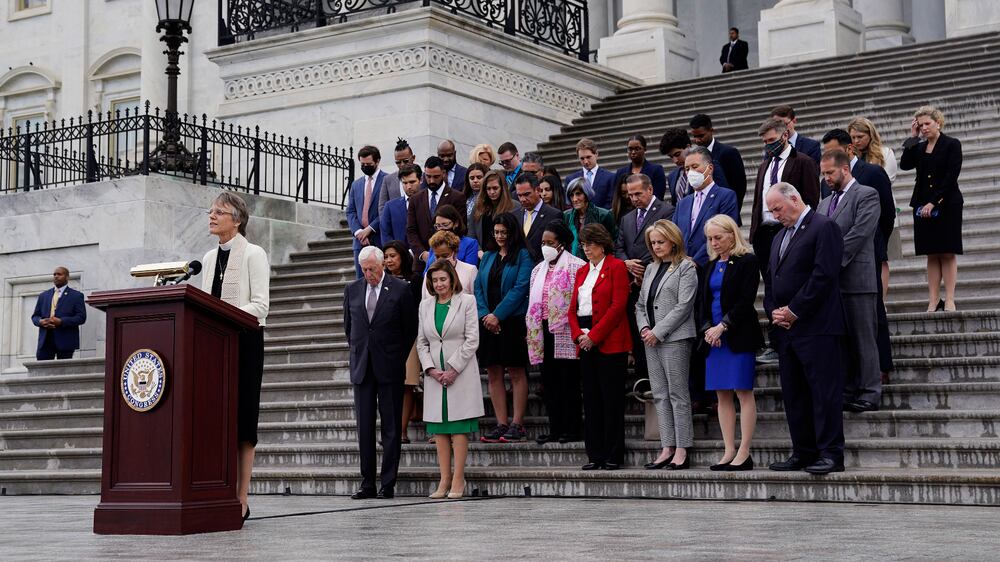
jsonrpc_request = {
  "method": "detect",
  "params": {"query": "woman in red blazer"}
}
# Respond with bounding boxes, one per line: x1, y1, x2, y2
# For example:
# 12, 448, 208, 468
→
568, 223, 633, 470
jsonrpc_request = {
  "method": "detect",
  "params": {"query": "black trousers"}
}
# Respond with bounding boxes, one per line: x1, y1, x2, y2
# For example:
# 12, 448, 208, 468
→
776, 334, 845, 464
36, 331, 74, 361
579, 329, 627, 465
354, 361, 404, 492
626, 287, 647, 383
752, 222, 784, 278
540, 322, 581, 439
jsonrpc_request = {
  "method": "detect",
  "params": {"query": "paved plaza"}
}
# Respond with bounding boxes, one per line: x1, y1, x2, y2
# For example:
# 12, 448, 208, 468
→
1, 494, 997, 560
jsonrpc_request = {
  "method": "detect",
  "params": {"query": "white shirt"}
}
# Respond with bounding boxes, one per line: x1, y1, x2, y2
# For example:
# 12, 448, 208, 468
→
706, 139, 716, 153
576, 257, 605, 319
761, 142, 793, 224
788, 131, 799, 148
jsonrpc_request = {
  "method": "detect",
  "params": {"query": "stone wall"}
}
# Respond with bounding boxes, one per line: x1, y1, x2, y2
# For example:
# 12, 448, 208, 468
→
0, 176, 343, 373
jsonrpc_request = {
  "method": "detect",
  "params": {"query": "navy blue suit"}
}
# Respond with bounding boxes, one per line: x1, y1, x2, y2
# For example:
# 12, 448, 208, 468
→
32, 286, 87, 360
564, 167, 616, 208
346, 171, 385, 277
672, 184, 740, 267
379, 196, 409, 249
793, 134, 822, 166
448, 163, 467, 192
613, 161, 667, 203
709, 141, 748, 209
763, 209, 846, 465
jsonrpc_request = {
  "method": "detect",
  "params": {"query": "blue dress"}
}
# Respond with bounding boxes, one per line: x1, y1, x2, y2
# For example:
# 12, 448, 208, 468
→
705, 261, 756, 391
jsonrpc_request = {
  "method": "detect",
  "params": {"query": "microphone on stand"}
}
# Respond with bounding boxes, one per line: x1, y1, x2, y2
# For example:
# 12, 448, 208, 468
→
172, 260, 202, 285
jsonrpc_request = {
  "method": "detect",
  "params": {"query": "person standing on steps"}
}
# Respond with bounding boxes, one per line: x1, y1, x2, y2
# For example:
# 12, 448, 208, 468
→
31, 266, 87, 361
378, 137, 417, 215
900, 105, 964, 313
417, 260, 484, 499
343, 246, 418, 500
613, 134, 667, 203
407, 156, 467, 271
769, 105, 822, 166
564, 138, 616, 208
383, 240, 425, 444
720, 27, 749, 73
346, 145, 386, 278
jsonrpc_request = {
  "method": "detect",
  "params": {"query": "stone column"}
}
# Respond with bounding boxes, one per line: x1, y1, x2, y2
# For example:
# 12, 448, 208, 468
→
757, 0, 864, 68
856, 0, 914, 49
945, 0, 1000, 37
597, 0, 697, 84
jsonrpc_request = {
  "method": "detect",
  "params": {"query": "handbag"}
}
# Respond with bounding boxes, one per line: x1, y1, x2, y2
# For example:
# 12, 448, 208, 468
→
629, 379, 659, 441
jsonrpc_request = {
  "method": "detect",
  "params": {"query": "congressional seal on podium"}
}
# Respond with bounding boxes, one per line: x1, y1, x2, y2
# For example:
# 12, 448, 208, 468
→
121, 349, 166, 412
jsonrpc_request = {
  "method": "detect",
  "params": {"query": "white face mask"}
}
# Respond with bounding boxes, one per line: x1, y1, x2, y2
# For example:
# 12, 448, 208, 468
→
541, 245, 560, 262
687, 170, 706, 190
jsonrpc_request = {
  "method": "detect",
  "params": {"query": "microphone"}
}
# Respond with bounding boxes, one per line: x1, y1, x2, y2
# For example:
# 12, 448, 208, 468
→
172, 260, 203, 285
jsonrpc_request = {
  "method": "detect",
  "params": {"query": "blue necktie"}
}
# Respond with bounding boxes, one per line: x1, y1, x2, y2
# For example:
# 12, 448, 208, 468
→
430, 190, 438, 217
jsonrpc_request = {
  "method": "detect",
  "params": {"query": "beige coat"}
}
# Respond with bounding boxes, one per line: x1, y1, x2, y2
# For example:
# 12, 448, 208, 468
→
417, 292, 484, 423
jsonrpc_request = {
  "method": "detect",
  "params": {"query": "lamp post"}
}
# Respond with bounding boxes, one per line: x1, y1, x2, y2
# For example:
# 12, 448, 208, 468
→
147, 0, 199, 174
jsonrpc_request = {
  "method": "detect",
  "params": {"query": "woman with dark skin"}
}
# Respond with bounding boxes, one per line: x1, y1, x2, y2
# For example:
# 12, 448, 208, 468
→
384, 240, 424, 443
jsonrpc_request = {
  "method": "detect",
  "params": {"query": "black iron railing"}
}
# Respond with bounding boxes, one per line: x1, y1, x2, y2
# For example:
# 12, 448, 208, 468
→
0, 102, 354, 206
219, 0, 590, 61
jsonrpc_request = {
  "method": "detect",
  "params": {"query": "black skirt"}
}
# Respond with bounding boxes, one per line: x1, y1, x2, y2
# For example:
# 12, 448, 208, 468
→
478, 314, 529, 368
913, 201, 963, 256
238, 328, 265, 446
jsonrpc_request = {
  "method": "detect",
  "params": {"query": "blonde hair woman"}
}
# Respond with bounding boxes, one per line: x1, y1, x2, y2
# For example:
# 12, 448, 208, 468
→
634, 219, 698, 470
699, 214, 764, 471
469, 143, 497, 168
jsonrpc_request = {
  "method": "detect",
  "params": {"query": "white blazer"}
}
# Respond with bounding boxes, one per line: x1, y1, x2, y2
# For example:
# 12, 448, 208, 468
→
201, 238, 270, 327
417, 292, 484, 423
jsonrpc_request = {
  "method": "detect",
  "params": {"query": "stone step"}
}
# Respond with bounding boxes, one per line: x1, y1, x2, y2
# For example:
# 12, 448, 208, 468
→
15, 358, 106, 378
270, 268, 353, 289
0, 390, 103, 414
265, 318, 344, 338
0, 427, 103, 450
0, 448, 102, 471
888, 259, 1000, 285
887, 295, 1000, 314
263, 342, 349, 365
0, 373, 103, 396
0, 408, 103, 431
268, 294, 343, 313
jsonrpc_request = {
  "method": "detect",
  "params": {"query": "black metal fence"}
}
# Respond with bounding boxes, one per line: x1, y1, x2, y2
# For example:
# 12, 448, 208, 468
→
219, 0, 590, 61
0, 102, 354, 206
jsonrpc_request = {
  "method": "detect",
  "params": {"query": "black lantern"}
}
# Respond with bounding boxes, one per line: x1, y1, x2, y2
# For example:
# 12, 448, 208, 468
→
147, 0, 198, 174
155, 0, 195, 27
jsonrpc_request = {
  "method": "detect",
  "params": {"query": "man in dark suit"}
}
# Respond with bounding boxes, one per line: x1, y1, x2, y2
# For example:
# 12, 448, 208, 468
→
343, 246, 418, 499
380, 164, 422, 249
31, 266, 87, 360
770, 105, 821, 165
346, 145, 386, 278
513, 173, 561, 263
673, 148, 741, 267
407, 156, 467, 265
660, 127, 729, 207
564, 138, 616, 208
749, 117, 820, 276
437, 139, 467, 190
720, 27, 749, 72
763, 182, 846, 475
614, 173, 675, 385
377, 137, 416, 215
817, 150, 883, 414
689, 113, 748, 209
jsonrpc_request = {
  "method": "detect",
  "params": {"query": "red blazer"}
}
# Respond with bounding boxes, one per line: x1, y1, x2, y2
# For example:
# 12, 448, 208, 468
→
568, 255, 633, 355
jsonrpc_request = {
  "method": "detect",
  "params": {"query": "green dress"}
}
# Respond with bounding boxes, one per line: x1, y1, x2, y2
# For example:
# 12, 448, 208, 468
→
426, 299, 480, 435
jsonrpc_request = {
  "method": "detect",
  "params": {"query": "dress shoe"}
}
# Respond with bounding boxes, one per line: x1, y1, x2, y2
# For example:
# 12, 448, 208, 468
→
644, 456, 674, 470
769, 456, 811, 471
377, 487, 394, 499
535, 433, 553, 445
804, 458, 845, 475
724, 456, 754, 471
428, 488, 449, 499
351, 488, 377, 500
709, 459, 732, 471
447, 478, 465, 499
846, 399, 879, 413
581, 462, 603, 471
602, 462, 622, 471
666, 457, 690, 470
935, 299, 945, 312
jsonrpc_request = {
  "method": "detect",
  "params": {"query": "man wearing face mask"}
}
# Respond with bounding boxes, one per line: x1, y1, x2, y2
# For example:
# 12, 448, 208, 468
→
749, 117, 820, 276
347, 145, 387, 277
672, 147, 740, 267
407, 156, 467, 267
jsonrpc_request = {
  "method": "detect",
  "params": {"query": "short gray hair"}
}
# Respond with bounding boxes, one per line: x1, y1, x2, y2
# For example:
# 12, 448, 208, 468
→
686, 146, 713, 167
522, 151, 544, 165
769, 182, 801, 201
358, 246, 384, 264
213, 192, 250, 236
757, 117, 788, 137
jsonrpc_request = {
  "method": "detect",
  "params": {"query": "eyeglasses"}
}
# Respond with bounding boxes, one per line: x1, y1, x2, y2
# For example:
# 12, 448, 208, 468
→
206, 207, 235, 217
434, 222, 454, 230
499, 157, 515, 166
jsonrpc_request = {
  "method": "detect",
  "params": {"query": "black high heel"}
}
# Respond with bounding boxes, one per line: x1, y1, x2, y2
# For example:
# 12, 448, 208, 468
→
242, 506, 250, 522
935, 299, 945, 312
644, 455, 674, 470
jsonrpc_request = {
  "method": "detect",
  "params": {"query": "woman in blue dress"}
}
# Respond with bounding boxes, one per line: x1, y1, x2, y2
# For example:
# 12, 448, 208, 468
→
699, 214, 764, 472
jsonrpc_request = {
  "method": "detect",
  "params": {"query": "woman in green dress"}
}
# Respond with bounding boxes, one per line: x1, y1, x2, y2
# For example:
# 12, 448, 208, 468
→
417, 260, 484, 499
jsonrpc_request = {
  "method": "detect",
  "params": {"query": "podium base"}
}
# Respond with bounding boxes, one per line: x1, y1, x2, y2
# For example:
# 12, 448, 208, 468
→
94, 499, 243, 535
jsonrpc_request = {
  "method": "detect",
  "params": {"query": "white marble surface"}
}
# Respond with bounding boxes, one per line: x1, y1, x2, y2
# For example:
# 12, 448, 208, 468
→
757, 0, 865, 67
0, 176, 343, 373
944, 0, 1000, 37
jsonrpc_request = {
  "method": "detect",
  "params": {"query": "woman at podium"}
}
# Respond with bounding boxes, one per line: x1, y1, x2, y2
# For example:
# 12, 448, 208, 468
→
202, 192, 270, 522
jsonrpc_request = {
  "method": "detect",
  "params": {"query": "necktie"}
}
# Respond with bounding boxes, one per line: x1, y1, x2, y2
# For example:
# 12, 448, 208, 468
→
50, 288, 61, 317
585, 169, 594, 189
727, 41, 734, 63
828, 190, 843, 216
769, 156, 782, 186
366, 285, 377, 321
524, 209, 533, 235
691, 191, 704, 231
636, 208, 647, 235
430, 189, 438, 217
361, 175, 374, 228
675, 169, 689, 200
778, 226, 795, 259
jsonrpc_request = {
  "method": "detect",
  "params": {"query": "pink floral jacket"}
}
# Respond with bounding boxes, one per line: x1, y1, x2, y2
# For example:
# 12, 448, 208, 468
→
526, 250, 586, 365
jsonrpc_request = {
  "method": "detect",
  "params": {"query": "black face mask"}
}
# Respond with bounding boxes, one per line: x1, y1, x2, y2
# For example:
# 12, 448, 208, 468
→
361, 164, 377, 177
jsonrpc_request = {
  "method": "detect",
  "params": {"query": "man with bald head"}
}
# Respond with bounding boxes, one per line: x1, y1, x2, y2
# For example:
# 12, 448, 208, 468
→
437, 139, 467, 190
31, 266, 87, 360
763, 183, 846, 475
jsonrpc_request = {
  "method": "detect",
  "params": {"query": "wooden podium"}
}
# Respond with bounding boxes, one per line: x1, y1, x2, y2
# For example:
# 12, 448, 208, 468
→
88, 285, 259, 535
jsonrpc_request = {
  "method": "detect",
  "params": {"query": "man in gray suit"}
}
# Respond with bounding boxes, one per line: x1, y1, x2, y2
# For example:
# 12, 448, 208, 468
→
817, 150, 882, 413
377, 138, 417, 215
614, 173, 675, 383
